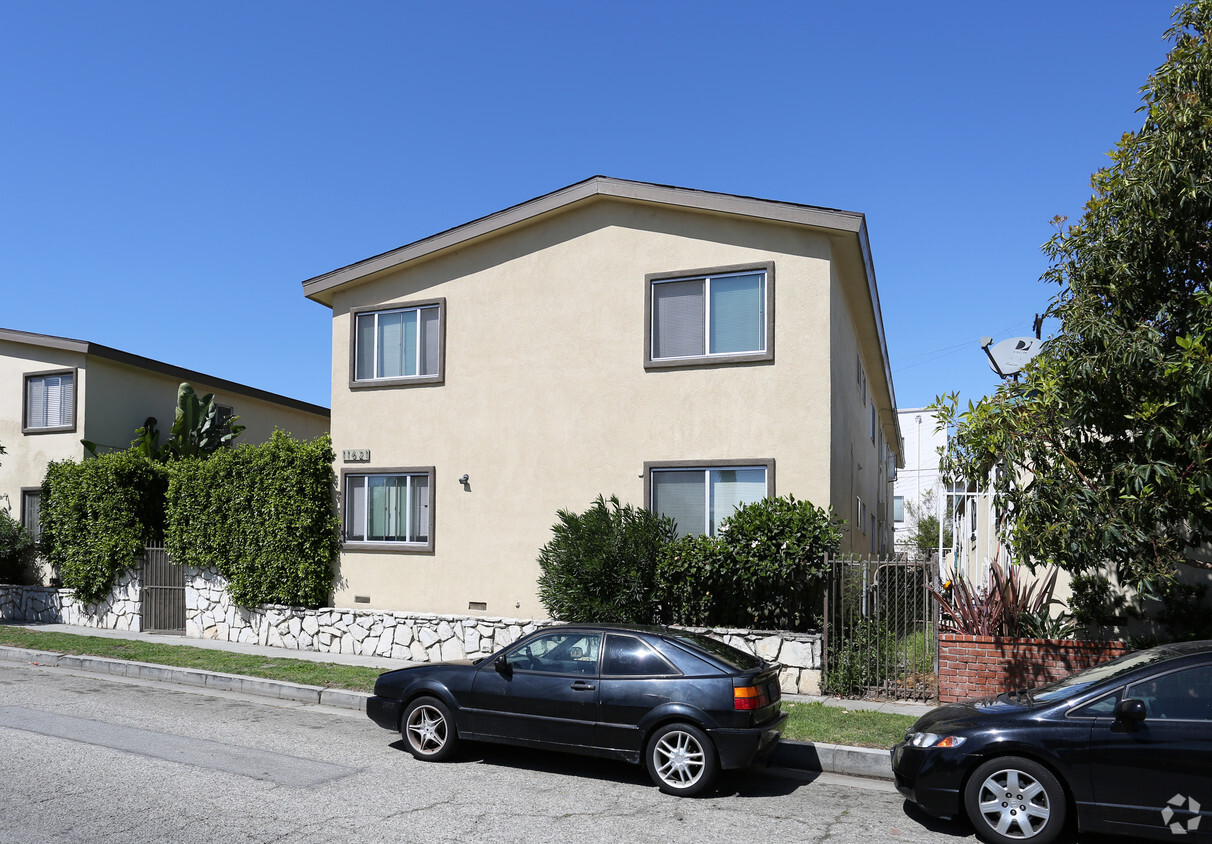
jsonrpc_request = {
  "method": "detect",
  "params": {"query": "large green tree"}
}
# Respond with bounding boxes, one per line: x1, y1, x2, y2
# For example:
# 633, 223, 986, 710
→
936, 1, 1212, 591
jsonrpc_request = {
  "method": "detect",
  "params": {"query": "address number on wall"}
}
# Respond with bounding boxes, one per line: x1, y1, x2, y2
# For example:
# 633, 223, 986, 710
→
342, 449, 371, 462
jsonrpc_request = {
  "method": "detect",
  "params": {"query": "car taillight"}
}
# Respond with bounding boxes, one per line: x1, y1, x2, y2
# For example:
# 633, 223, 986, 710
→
734, 683, 771, 711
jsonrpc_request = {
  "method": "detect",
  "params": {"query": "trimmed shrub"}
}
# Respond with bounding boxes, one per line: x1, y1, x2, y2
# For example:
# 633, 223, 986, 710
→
537, 495, 678, 624
0, 510, 38, 585
41, 451, 168, 604
165, 431, 339, 608
656, 494, 842, 632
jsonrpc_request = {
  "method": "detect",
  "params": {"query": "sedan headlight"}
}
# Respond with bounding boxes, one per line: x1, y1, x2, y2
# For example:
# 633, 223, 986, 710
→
907, 731, 967, 749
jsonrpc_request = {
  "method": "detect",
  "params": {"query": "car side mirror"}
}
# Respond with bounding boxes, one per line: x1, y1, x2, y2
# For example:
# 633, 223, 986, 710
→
494, 655, 511, 676
1114, 698, 1147, 726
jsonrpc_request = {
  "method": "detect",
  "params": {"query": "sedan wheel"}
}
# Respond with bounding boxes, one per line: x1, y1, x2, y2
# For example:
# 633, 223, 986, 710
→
401, 696, 459, 762
645, 723, 719, 797
963, 756, 1066, 844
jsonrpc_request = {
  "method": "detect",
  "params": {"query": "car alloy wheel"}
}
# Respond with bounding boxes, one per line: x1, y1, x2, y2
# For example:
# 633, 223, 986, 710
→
401, 696, 459, 762
646, 723, 719, 797
963, 756, 1066, 844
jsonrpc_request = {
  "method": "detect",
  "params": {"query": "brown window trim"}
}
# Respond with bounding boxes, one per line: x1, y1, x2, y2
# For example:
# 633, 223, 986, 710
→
348, 298, 446, 391
643, 458, 776, 512
644, 261, 775, 371
339, 466, 436, 554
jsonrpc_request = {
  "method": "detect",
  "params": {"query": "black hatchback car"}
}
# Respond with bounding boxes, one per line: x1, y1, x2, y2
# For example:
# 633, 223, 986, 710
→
366, 623, 787, 796
892, 640, 1212, 843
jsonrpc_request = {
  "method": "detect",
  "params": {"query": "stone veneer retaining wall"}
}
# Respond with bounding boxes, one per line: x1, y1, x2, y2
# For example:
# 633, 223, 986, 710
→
938, 633, 1131, 703
0, 566, 824, 695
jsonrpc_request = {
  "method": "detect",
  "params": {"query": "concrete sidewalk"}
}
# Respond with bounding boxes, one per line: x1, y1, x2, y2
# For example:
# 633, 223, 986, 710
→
0, 621, 931, 781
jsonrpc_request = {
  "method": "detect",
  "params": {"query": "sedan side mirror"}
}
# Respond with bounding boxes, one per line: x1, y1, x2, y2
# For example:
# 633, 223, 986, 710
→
1114, 698, 1147, 726
494, 655, 511, 676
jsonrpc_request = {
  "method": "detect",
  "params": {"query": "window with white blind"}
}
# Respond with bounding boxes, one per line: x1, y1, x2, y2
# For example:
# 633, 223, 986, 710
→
343, 469, 434, 551
647, 462, 771, 538
23, 371, 75, 432
645, 263, 773, 368
351, 300, 444, 387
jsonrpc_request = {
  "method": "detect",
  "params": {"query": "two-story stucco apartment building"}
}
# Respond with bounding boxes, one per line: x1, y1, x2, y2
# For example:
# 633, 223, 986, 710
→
303, 177, 901, 618
1, 328, 331, 542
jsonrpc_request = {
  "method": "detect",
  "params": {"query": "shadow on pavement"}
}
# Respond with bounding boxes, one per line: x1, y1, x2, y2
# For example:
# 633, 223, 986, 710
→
386, 739, 810, 798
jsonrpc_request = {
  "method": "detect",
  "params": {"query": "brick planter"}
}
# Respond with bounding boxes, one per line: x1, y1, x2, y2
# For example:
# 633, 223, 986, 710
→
938, 634, 1131, 703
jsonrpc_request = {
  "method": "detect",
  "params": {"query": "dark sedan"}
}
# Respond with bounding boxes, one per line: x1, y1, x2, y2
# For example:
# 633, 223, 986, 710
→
892, 639, 1212, 844
366, 623, 787, 795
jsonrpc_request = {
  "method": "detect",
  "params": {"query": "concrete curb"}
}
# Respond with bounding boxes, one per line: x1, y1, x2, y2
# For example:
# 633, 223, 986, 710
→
1, 645, 890, 779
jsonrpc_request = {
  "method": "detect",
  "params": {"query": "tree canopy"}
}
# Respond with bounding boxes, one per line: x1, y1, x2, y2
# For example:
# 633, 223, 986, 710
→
936, 0, 1212, 591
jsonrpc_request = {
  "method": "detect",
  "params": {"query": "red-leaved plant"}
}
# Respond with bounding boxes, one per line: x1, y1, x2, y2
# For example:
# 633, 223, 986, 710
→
930, 558, 1062, 638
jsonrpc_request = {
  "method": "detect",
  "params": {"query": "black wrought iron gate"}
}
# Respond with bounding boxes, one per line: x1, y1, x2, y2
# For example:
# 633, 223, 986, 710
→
141, 546, 185, 635
822, 555, 939, 701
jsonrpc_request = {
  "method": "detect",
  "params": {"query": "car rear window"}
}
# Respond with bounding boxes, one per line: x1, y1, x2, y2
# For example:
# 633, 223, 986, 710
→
665, 631, 764, 671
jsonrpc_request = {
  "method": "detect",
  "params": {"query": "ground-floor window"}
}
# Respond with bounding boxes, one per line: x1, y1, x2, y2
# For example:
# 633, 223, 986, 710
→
647, 461, 771, 538
343, 469, 433, 551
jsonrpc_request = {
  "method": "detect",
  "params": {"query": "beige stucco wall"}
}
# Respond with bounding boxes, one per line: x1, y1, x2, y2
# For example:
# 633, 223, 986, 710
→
0, 339, 87, 519
81, 358, 330, 454
1, 336, 329, 532
328, 199, 896, 616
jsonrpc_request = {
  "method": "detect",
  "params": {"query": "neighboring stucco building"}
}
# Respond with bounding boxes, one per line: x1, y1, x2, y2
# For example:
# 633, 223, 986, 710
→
0, 328, 331, 542
303, 176, 901, 617
893, 407, 948, 555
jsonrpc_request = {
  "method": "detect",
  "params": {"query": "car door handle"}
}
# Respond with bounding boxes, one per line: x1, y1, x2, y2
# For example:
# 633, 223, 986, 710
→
571, 681, 596, 691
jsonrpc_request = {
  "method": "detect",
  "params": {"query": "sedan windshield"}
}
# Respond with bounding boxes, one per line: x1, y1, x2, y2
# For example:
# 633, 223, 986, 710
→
1031, 647, 1179, 703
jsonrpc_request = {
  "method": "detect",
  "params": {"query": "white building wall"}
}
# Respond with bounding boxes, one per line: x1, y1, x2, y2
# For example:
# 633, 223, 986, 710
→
893, 408, 947, 556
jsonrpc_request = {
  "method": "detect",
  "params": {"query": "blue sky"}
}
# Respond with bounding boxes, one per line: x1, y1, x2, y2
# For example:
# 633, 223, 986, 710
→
0, 1, 1179, 412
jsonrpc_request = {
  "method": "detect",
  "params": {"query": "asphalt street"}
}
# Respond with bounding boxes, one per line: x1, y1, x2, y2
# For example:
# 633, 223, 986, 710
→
0, 660, 981, 844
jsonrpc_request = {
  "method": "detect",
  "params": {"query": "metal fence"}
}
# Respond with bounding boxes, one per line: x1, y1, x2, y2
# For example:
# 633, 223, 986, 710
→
822, 555, 940, 701
141, 545, 185, 635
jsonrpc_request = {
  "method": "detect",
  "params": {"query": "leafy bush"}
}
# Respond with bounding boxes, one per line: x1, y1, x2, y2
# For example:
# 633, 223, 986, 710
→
536, 496, 678, 624
41, 451, 169, 604
656, 494, 842, 631
165, 431, 340, 608
822, 618, 898, 696
0, 510, 39, 585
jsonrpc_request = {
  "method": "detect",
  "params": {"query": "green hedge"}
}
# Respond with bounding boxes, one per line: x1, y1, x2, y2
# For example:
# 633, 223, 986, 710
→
41, 451, 169, 604
165, 431, 339, 608
40, 431, 339, 608
656, 495, 842, 632
536, 495, 678, 624
538, 493, 841, 632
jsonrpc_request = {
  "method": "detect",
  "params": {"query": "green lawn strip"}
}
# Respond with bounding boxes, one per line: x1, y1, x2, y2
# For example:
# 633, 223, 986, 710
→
781, 701, 916, 748
0, 626, 917, 747
0, 626, 381, 692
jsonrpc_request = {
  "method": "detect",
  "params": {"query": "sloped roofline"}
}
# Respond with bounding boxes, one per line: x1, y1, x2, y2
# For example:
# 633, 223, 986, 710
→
0, 327, 329, 416
301, 176, 865, 302
299, 174, 896, 436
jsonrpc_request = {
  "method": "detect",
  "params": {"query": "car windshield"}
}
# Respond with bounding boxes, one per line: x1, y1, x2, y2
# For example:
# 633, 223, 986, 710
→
665, 631, 763, 671
1030, 647, 1179, 702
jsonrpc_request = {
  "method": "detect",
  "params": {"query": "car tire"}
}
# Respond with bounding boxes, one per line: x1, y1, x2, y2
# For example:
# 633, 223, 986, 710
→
645, 722, 719, 797
963, 755, 1066, 844
401, 696, 459, 762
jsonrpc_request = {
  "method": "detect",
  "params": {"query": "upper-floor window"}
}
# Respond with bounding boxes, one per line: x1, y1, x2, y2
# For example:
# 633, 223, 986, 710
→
343, 468, 434, 552
24, 370, 76, 433
351, 300, 444, 388
645, 262, 774, 369
647, 460, 771, 538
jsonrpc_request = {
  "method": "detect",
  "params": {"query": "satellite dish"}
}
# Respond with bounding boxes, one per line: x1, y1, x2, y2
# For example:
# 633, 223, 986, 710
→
982, 337, 1042, 377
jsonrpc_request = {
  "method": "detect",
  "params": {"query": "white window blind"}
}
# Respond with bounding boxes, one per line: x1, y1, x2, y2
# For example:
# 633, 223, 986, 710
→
26, 373, 74, 429
652, 465, 767, 538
